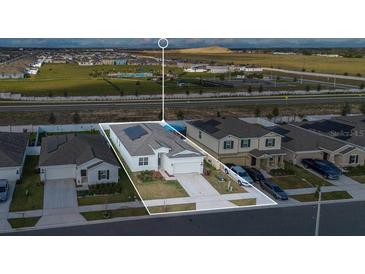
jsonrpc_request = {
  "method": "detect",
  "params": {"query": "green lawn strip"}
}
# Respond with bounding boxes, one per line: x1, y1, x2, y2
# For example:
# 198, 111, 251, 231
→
10, 156, 44, 212
203, 161, 245, 194
8, 217, 41, 229
271, 175, 312, 189
291, 191, 352, 202
230, 198, 256, 206
346, 165, 365, 176
81, 207, 147, 221
349, 175, 365, 184
148, 203, 196, 214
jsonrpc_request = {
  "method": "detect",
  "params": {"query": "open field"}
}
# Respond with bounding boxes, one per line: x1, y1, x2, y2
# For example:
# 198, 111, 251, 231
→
141, 51, 365, 76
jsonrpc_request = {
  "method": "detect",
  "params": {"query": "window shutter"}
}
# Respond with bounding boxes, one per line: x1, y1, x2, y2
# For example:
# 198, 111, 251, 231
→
107, 170, 110, 179
98, 171, 101, 180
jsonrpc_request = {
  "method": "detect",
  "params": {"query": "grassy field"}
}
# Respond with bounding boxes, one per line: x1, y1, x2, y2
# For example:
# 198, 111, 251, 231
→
81, 207, 147, 221
10, 156, 44, 212
8, 217, 40, 229
159, 52, 365, 76
291, 191, 352, 202
148, 203, 196, 214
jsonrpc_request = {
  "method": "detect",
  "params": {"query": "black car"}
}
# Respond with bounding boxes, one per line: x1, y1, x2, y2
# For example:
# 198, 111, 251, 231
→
301, 159, 342, 180
242, 166, 265, 182
260, 180, 288, 200
224, 163, 235, 174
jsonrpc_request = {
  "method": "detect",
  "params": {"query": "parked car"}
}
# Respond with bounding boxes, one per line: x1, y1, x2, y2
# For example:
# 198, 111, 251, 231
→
229, 165, 253, 186
223, 163, 235, 173
259, 180, 288, 200
0, 179, 9, 202
301, 159, 342, 180
242, 166, 266, 183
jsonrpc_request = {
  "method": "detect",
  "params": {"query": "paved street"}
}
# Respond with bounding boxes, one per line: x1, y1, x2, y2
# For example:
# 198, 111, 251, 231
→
8, 200, 365, 236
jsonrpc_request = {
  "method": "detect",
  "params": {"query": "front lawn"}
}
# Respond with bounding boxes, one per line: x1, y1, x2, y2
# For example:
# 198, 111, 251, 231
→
230, 198, 256, 206
349, 175, 365, 184
346, 166, 365, 183
203, 161, 245, 194
291, 191, 352, 202
77, 170, 140, 206
10, 156, 44, 212
8, 217, 40, 229
271, 162, 331, 189
81, 207, 147, 221
148, 203, 196, 214
134, 171, 188, 200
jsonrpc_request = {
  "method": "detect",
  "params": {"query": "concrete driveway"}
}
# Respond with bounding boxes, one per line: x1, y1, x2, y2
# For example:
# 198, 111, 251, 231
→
0, 181, 16, 231
43, 179, 78, 209
175, 173, 220, 197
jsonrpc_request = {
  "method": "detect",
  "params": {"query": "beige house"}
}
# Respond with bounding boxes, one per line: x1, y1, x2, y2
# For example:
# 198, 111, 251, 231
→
186, 117, 285, 170
270, 124, 365, 168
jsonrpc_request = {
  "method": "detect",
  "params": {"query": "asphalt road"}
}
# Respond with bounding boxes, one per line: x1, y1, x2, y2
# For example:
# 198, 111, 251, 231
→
7, 200, 365, 236
0, 95, 364, 112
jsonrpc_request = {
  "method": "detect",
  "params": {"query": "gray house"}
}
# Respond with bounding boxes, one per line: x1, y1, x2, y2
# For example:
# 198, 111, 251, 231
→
39, 134, 120, 185
186, 117, 286, 170
270, 124, 365, 167
0, 132, 29, 181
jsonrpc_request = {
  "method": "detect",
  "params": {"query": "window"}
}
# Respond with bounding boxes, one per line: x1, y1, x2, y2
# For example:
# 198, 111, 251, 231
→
223, 140, 234, 149
241, 139, 251, 148
98, 170, 109, 180
349, 155, 359, 164
265, 138, 276, 147
138, 157, 149, 166
81, 169, 87, 177
198, 131, 202, 139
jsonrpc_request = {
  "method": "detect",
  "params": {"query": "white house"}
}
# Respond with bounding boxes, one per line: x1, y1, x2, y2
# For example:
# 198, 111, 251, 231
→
239, 65, 263, 72
109, 123, 204, 176
39, 134, 120, 185
0, 132, 29, 182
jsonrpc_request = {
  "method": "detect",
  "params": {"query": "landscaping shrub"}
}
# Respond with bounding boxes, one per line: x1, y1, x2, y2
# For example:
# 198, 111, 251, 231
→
78, 182, 122, 197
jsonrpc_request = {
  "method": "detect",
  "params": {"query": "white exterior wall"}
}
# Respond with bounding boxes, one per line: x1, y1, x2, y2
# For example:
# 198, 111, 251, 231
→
110, 129, 157, 172
40, 164, 76, 181
162, 155, 204, 175
0, 166, 21, 182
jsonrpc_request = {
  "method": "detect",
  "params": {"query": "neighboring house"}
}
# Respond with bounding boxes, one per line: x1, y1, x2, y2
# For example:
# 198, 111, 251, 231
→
186, 117, 285, 170
0, 132, 29, 181
270, 124, 365, 168
109, 123, 204, 175
39, 134, 120, 185
206, 66, 229, 74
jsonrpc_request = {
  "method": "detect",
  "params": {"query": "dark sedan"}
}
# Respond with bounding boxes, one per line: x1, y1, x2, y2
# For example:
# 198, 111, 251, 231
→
259, 180, 288, 200
242, 166, 266, 183
301, 159, 342, 180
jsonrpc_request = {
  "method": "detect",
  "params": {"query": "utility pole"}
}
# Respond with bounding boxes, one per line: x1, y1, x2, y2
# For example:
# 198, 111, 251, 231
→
315, 187, 322, 236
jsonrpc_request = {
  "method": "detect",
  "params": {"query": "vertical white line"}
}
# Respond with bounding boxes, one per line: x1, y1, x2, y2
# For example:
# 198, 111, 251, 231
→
162, 47, 165, 121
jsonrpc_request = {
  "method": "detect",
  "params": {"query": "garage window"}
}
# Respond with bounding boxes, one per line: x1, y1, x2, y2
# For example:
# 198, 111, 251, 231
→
98, 170, 109, 180
349, 155, 359, 164
138, 157, 149, 166
198, 131, 202, 139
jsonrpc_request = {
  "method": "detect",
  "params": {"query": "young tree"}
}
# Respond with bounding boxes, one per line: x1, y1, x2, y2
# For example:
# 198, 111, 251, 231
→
247, 85, 252, 93
176, 110, 184, 120
72, 112, 81, 124
254, 106, 261, 117
305, 85, 310, 92
272, 107, 280, 118
341, 102, 351, 116
48, 112, 56, 124
216, 111, 221, 117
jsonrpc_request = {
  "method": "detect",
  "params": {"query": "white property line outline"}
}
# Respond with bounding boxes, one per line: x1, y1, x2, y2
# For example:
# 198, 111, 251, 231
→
99, 120, 277, 216
158, 38, 168, 122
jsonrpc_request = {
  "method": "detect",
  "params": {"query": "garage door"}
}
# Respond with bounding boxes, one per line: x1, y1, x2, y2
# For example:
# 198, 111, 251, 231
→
173, 161, 202, 174
45, 166, 75, 180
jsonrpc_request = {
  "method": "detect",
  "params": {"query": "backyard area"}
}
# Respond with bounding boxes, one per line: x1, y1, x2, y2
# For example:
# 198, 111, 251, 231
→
203, 161, 245, 194
10, 156, 44, 212
271, 162, 331, 189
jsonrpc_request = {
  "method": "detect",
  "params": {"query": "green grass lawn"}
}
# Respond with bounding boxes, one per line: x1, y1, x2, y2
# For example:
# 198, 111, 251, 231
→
291, 191, 352, 202
272, 162, 331, 189
349, 175, 365, 184
148, 203, 196, 214
81, 207, 147, 221
10, 156, 44, 212
230, 198, 256, 206
8, 217, 40, 229
203, 161, 245, 194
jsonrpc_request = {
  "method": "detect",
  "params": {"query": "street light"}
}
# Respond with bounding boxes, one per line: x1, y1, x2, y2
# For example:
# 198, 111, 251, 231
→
315, 186, 322, 236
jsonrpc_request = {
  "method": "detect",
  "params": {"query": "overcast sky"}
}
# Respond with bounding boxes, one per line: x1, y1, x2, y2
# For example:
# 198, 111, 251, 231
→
1, 38, 365, 48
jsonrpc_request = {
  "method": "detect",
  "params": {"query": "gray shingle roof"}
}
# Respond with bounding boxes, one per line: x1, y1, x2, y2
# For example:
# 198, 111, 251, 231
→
110, 123, 202, 158
249, 149, 286, 158
39, 134, 119, 167
270, 124, 347, 152
0, 132, 29, 168
187, 117, 272, 139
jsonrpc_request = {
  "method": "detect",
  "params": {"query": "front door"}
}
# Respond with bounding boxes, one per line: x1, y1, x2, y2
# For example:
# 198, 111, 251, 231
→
323, 152, 329, 160
251, 156, 257, 166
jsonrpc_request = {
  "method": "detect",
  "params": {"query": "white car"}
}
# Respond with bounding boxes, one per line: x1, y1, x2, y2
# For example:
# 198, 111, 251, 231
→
225, 165, 253, 187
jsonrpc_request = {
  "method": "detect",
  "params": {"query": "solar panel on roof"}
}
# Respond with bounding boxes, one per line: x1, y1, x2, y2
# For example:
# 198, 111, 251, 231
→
124, 125, 148, 141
